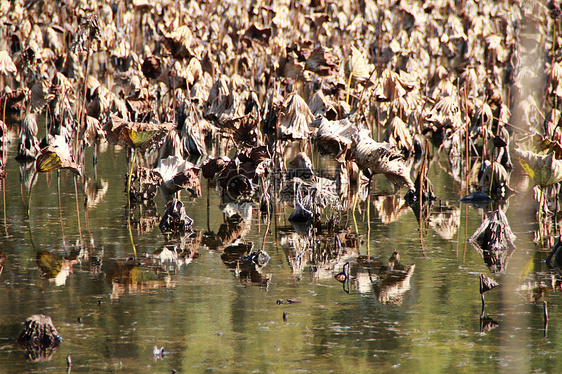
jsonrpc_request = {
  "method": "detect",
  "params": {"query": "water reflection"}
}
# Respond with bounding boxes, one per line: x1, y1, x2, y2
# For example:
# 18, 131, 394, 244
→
220, 241, 271, 286
36, 251, 79, 286
427, 203, 460, 240
372, 193, 408, 224
84, 178, 109, 208
334, 252, 415, 304
279, 228, 359, 280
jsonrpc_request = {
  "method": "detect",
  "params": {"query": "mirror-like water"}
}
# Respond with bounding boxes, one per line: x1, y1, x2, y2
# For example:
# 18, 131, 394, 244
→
0, 137, 560, 374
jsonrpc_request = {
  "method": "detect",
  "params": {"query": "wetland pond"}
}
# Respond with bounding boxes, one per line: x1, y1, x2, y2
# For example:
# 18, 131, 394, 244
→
0, 134, 560, 374
1, 0, 562, 373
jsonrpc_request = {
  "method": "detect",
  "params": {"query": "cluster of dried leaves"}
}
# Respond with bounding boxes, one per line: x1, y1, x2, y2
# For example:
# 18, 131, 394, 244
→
2, 0, 562, 290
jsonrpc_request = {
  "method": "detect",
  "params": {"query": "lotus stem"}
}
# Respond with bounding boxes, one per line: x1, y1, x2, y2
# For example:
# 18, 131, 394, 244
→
346, 72, 353, 106
127, 213, 137, 259
127, 148, 137, 210
2, 89, 6, 126
351, 192, 359, 232
206, 179, 210, 232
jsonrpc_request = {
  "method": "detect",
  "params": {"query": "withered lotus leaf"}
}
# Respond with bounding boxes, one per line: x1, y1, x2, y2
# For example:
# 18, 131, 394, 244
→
346, 46, 370, 83
106, 115, 176, 150
479, 274, 499, 294
305, 46, 339, 76
141, 55, 162, 80
154, 156, 201, 197
384, 116, 414, 157
514, 149, 562, 188
314, 117, 355, 160
0, 50, 17, 76
353, 133, 414, 190
36, 136, 81, 175
243, 24, 272, 46
278, 93, 313, 140
201, 157, 230, 180
162, 25, 202, 60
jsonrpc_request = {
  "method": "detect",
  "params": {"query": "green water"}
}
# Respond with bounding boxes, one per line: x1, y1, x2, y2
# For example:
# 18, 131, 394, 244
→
0, 136, 560, 374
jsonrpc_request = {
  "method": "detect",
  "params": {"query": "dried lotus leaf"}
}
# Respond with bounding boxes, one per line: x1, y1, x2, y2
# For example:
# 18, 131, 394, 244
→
514, 149, 562, 188
278, 93, 313, 140
346, 46, 370, 82
305, 46, 338, 76
243, 24, 272, 45
163, 25, 201, 60
0, 50, 17, 75
107, 115, 176, 150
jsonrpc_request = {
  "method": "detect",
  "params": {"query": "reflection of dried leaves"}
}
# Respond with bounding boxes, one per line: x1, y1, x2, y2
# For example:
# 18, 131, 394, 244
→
280, 228, 359, 279
105, 257, 175, 300
372, 194, 408, 224
159, 199, 194, 236
546, 236, 562, 275
84, 178, 109, 208
428, 204, 460, 240
480, 316, 499, 333
129, 167, 162, 201
373, 263, 416, 305
36, 251, 77, 286
332, 252, 415, 303
221, 240, 270, 285
16, 115, 41, 161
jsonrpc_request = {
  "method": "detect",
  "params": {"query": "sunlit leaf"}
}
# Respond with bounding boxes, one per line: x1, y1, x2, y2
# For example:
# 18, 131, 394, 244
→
36, 151, 62, 172
123, 128, 157, 148
35, 136, 81, 175
106, 115, 176, 151
514, 149, 562, 188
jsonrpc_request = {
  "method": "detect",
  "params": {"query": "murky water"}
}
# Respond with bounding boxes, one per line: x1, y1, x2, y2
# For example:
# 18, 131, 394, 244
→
0, 136, 561, 374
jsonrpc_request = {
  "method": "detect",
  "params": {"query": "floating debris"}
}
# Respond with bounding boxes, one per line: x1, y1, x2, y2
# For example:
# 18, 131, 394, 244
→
18, 314, 62, 362
469, 209, 516, 273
